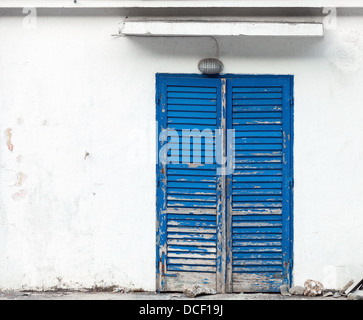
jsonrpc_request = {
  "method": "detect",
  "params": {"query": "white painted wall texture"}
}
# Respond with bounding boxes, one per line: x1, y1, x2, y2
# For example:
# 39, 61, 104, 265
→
0, 8, 362, 291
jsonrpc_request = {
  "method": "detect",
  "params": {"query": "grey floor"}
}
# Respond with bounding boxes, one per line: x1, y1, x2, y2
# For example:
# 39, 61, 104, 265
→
0, 291, 346, 300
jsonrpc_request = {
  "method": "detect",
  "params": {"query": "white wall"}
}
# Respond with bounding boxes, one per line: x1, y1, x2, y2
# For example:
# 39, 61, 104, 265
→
0, 8, 362, 291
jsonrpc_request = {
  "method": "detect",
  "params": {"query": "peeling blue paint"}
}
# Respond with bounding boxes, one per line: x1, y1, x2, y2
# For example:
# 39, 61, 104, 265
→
156, 74, 293, 293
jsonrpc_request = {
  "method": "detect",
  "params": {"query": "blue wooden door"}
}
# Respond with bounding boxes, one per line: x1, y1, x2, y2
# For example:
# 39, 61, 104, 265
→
226, 76, 293, 292
156, 75, 226, 292
156, 74, 293, 293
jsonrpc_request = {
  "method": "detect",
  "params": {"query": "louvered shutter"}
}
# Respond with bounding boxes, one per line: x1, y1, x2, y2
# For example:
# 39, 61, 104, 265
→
226, 77, 293, 292
156, 76, 224, 292
157, 75, 293, 293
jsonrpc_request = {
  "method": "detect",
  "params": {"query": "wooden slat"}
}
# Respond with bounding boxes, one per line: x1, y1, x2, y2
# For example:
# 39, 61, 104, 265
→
233, 252, 282, 260
168, 163, 217, 169
231, 208, 282, 215
168, 233, 217, 240
234, 163, 282, 169
233, 106, 282, 112
168, 226, 217, 234
232, 87, 282, 93
232, 182, 282, 189
167, 98, 216, 106
233, 227, 282, 234
168, 251, 216, 259
167, 111, 217, 119
178, 147, 215, 154
232, 202, 282, 208
232, 93, 283, 99
168, 117, 217, 125
166, 156, 216, 165
167, 265, 216, 272
168, 86, 217, 93
233, 119, 282, 125
233, 112, 282, 119
168, 245, 216, 253
234, 157, 282, 164
233, 239, 282, 246
167, 153, 215, 160
232, 170, 282, 176
233, 195, 282, 202
233, 245, 282, 252
168, 181, 216, 189
233, 99, 282, 106
233, 266, 282, 272
234, 144, 282, 151
168, 175, 217, 183
235, 151, 282, 157
168, 258, 216, 266
168, 168, 216, 176
166, 208, 216, 215
232, 221, 282, 228
235, 137, 283, 144
168, 105, 217, 112
167, 239, 217, 247
232, 189, 282, 195
167, 214, 217, 221
233, 125, 282, 131
167, 219, 217, 228
232, 214, 282, 221
168, 253, 216, 260
232, 233, 282, 240
168, 200, 217, 208
235, 131, 282, 137
168, 92, 216, 99
168, 124, 217, 131
167, 195, 216, 203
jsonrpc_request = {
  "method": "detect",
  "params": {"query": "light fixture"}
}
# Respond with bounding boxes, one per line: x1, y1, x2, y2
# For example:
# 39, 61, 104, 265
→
198, 58, 224, 75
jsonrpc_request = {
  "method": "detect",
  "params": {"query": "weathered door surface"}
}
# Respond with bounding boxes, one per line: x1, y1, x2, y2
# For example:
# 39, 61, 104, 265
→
156, 76, 225, 293
226, 77, 293, 292
156, 74, 293, 293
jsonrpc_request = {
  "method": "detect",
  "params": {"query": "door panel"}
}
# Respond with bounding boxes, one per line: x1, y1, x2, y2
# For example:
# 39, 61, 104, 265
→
226, 77, 293, 292
156, 77, 224, 292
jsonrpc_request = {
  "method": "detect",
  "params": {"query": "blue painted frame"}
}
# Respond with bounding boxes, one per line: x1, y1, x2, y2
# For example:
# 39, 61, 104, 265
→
156, 73, 294, 292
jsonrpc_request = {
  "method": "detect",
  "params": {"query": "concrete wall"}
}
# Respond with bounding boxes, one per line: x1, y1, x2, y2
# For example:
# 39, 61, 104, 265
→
0, 8, 362, 291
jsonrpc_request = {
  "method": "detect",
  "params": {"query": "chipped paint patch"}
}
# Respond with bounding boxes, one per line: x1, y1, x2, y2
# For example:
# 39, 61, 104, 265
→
5, 128, 14, 152
12, 190, 27, 201
15, 172, 27, 187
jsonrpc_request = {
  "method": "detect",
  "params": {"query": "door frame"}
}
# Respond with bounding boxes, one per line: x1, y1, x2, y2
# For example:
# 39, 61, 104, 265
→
156, 73, 294, 292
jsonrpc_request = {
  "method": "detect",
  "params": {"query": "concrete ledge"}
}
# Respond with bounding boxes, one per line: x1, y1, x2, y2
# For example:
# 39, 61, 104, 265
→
121, 20, 324, 37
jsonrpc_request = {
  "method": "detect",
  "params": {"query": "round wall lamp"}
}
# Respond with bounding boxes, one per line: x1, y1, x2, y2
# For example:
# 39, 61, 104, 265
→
198, 58, 224, 75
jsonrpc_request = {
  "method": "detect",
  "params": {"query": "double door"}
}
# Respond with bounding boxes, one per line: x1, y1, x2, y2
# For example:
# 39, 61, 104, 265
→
156, 74, 293, 293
